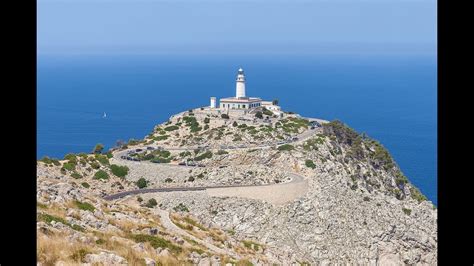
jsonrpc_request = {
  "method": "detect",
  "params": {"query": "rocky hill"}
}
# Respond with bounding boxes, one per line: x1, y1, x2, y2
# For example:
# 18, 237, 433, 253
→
37, 108, 437, 265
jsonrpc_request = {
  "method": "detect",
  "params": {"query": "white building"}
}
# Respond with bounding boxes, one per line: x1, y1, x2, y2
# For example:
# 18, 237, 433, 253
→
219, 68, 263, 109
210, 97, 216, 108
261, 101, 281, 112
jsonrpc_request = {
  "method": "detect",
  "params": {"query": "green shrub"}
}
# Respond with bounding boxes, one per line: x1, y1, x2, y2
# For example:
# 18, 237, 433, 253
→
165, 178, 173, 183
136, 178, 148, 189
164, 125, 179, 131
95, 154, 110, 165
110, 164, 129, 178
217, 150, 228, 155
154, 135, 169, 141
137, 196, 143, 202
95, 239, 106, 245
151, 157, 171, 163
62, 162, 76, 171
190, 125, 202, 132
305, 159, 316, 169
64, 153, 77, 163
106, 152, 113, 158
179, 151, 192, 157
145, 198, 158, 208
79, 158, 87, 166
173, 203, 189, 212
221, 114, 229, 119
90, 161, 100, 169
40, 156, 61, 166
262, 107, 273, 116
154, 150, 171, 158
363, 196, 370, 201
93, 143, 104, 154
74, 201, 95, 212
402, 208, 412, 215
194, 151, 213, 161
204, 117, 210, 124
188, 176, 195, 182
277, 144, 294, 151
71, 172, 82, 179
81, 182, 90, 188
131, 234, 182, 253
255, 111, 263, 119
93, 170, 109, 180
232, 121, 238, 127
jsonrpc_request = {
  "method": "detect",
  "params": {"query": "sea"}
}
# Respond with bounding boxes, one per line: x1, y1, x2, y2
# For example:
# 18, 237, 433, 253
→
37, 54, 437, 205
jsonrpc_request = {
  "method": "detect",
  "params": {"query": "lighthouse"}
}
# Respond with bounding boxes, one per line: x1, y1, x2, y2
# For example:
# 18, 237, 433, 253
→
219, 67, 263, 109
236, 68, 246, 98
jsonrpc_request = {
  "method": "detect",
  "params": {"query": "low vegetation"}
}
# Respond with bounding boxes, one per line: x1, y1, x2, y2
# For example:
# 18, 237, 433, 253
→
145, 198, 158, 208
305, 159, 316, 169
194, 151, 213, 161
277, 144, 294, 151
402, 208, 412, 216
74, 200, 95, 212
38, 213, 85, 232
173, 203, 189, 212
92, 143, 104, 154
93, 170, 109, 180
410, 186, 427, 203
136, 177, 148, 189
110, 164, 129, 178
131, 234, 182, 253
40, 156, 61, 166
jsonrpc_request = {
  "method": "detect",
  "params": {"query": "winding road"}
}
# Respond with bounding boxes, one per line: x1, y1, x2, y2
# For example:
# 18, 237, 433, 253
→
104, 173, 307, 205
103, 117, 325, 202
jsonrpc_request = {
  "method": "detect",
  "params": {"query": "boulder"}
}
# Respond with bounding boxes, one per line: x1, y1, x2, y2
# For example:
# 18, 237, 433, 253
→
84, 251, 127, 265
144, 257, 156, 266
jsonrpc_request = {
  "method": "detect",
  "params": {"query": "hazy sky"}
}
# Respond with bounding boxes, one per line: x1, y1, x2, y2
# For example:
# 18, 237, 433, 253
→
38, 0, 437, 55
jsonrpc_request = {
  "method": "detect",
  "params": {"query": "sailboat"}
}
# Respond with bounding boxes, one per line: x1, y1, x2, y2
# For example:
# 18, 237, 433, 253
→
103, 112, 107, 118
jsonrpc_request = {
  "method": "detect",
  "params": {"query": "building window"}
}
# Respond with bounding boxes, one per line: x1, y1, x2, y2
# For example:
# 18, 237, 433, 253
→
243, 105, 246, 108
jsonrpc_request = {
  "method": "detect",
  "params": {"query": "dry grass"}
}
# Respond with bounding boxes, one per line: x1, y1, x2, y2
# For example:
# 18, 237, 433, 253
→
38, 227, 182, 265
108, 217, 138, 233
37, 232, 93, 265
40, 202, 68, 220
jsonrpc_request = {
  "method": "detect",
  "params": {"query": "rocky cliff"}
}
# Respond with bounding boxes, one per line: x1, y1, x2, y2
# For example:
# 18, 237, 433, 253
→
37, 108, 437, 265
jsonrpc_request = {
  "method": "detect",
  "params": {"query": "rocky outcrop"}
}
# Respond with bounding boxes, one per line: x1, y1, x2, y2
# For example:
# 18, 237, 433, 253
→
37, 109, 437, 265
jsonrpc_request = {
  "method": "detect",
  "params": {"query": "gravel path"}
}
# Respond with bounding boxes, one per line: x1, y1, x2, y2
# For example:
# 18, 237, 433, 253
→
104, 173, 307, 204
206, 173, 308, 206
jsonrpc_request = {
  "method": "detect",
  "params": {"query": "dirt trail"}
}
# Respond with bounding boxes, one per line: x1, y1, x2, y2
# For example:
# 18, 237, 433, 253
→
154, 209, 241, 259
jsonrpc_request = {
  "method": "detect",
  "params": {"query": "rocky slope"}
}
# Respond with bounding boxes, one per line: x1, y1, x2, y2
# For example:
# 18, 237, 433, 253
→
37, 108, 437, 265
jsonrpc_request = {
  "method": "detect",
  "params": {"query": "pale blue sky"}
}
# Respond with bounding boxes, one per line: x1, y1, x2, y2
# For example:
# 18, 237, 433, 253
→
38, 0, 437, 55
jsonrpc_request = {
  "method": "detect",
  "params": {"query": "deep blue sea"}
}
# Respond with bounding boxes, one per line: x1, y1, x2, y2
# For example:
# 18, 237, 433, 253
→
37, 54, 437, 204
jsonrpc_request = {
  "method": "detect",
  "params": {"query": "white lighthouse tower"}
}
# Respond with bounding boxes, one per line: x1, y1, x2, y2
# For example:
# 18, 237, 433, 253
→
235, 68, 246, 99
